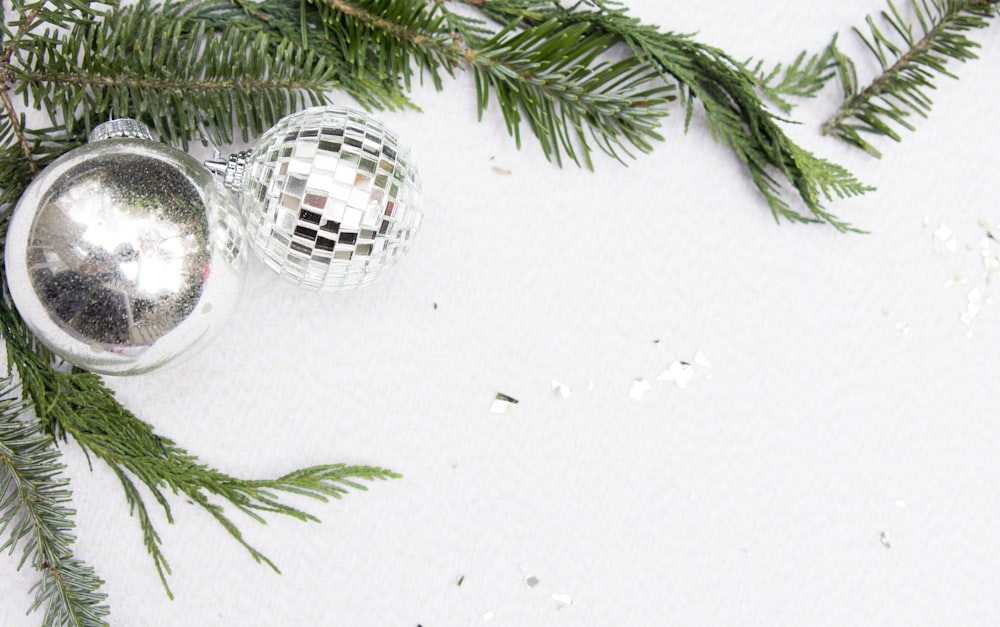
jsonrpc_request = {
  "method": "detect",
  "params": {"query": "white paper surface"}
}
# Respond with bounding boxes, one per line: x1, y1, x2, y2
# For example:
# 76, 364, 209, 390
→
3, 1, 999, 625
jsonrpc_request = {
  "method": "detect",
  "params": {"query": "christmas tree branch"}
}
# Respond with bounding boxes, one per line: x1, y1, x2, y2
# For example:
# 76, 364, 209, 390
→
313, 0, 672, 167
744, 38, 839, 113
7, 0, 342, 147
822, 0, 999, 157
0, 380, 110, 627
0, 284, 399, 598
470, 0, 870, 229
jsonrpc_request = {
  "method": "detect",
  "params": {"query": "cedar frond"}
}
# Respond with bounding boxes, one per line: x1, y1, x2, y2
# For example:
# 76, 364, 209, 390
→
744, 37, 839, 113
474, 0, 870, 229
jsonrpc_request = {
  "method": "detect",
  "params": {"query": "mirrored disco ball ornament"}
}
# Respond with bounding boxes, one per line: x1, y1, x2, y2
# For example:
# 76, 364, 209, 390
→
208, 106, 423, 291
4, 119, 247, 375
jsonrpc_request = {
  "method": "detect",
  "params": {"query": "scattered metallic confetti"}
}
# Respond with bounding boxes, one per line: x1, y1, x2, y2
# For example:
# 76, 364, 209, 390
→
628, 378, 651, 401
693, 352, 711, 369
879, 531, 891, 549
490, 393, 519, 414
896, 321, 911, 335
551, 380, 572, 398
520, 563, 540, 588
933, 224, 958, 254
552, 593, 573, 608
657, 361, 694, 388
961, 288, 983, 325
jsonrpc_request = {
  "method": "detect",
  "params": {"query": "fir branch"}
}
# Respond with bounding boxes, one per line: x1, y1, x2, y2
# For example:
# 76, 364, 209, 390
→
5, 0, 341, 147
185, 0, 414, 111
0, 380, 110, 627
312, 0, 673, 167
822, 0, 999, 157
470, 0, 870, 229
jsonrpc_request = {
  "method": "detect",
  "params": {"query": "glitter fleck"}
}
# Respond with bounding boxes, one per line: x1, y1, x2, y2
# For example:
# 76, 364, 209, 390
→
552, 380, 572, 398
879, 531, 891, 549
456, 575, 465, 587
895, 321, 910, 335
693, 351, 712, 369
482, 610, 495, 621
520, 563, 540, 589
491, 165, 512, 175
552, 593, 573, 608
961, 288, 983, 325
944, 275, 967, 288
490, 393, 519, 414
894, 500, 908, 509
628, 378, 651, 401
657, 361, 694, 388
933, 224, 958, 254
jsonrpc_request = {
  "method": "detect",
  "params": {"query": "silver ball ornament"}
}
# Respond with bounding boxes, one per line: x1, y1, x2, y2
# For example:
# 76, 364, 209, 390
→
4, 120, 247, 375
210, 106, 423, 291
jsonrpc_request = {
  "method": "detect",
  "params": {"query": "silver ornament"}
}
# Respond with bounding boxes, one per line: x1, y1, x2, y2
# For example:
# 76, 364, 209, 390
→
4, 119, 247, 375
208, 106, 422, 291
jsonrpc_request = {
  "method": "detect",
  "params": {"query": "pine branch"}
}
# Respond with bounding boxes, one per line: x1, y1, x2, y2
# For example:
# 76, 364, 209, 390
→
5, 0, 342, 147
822, 0, 999, 157
0, 379, 110, 627
187, 0, 414, 111
470, 0, 870, 230
311, 0, 673, 167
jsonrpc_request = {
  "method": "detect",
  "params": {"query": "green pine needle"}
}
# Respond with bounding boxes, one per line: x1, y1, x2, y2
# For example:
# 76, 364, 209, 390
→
8, 0, 341, 148
473, 0, 870, 229
0, 378, 110, 627
822, 0, 999, 157
313, 0, 673, 168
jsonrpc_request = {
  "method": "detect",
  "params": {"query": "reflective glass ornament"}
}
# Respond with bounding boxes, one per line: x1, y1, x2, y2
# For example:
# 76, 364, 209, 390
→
4, 119, 247, 375
209, 106, 422, 291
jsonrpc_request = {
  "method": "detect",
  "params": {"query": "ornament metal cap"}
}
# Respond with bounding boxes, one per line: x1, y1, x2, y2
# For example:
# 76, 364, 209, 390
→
204, 151, 250, 192
88, 118, 155, 143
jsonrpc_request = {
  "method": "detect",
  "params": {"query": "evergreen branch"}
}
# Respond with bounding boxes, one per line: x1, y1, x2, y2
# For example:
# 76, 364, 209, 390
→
822, 0, 999, 157
184, 0, 414, 111
0, 280, 399, 596
0, 152, 399, 598
0, 380, 110, 627
0, 89, 35, 173
6, 0, 342, 147
312, 0, 672, 167
744, 37, 839, 113
470, 0, 870, 229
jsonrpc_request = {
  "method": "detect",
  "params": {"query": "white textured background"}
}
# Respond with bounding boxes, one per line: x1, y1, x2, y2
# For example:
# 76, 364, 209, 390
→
3, 1, 1000, 625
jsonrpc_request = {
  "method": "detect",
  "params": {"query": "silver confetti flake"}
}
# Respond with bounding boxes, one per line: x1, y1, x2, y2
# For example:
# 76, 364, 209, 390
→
628, 378, 651, 401
490, 393, 519, 414
551, 380, 572, 398
552, 593, 573, 608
